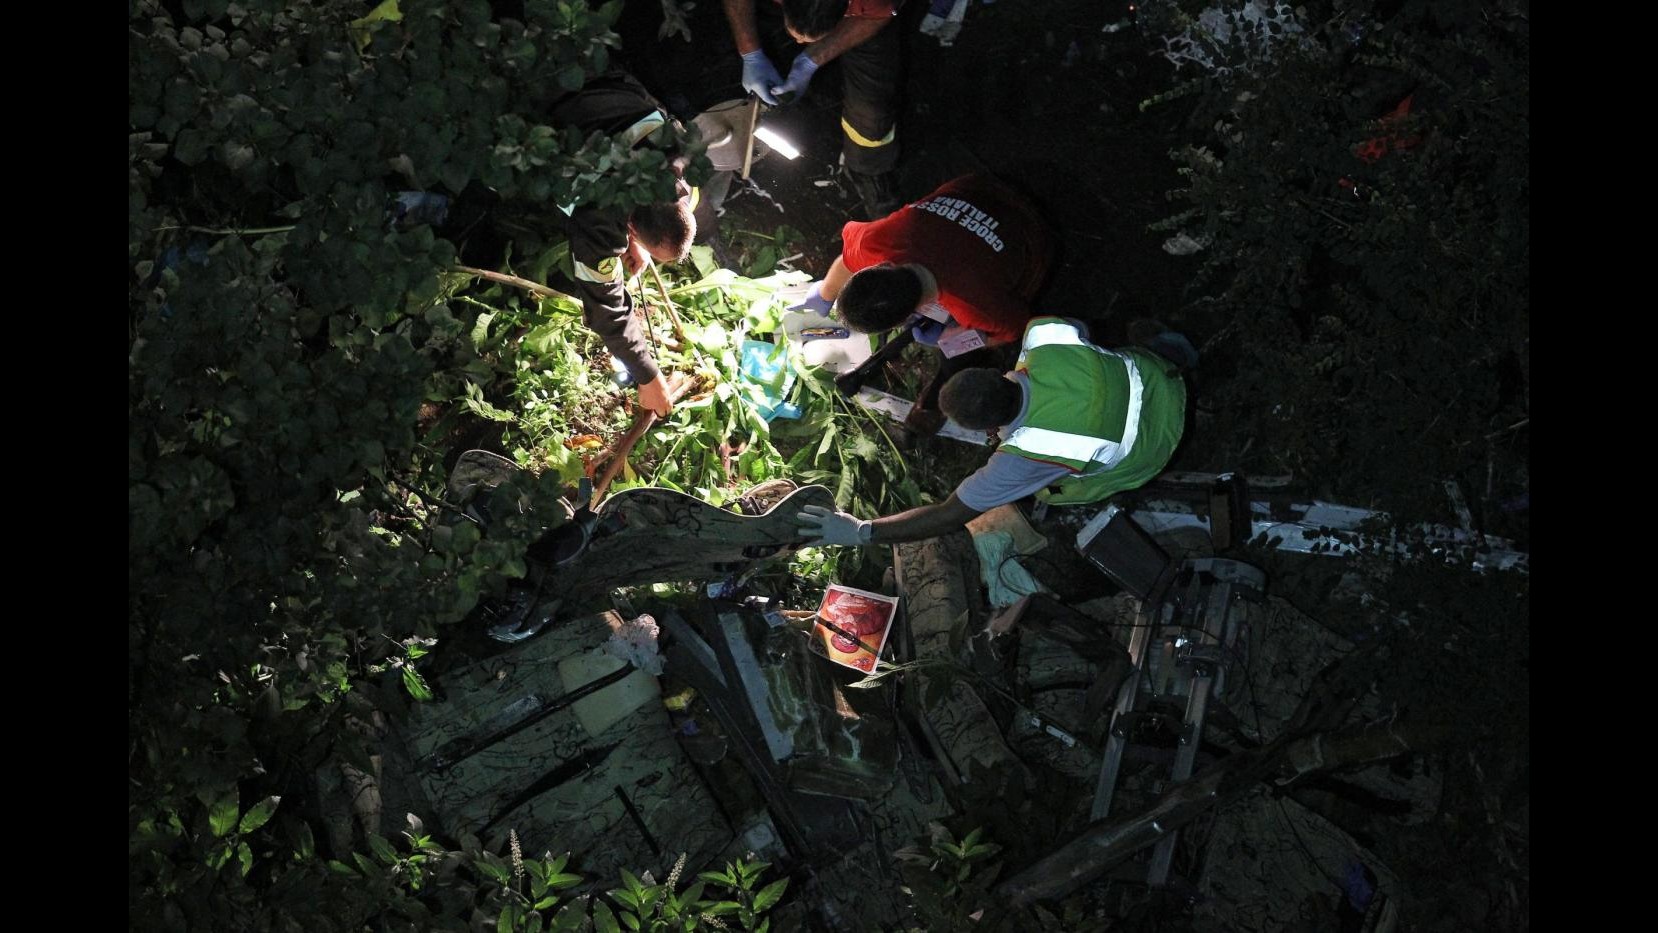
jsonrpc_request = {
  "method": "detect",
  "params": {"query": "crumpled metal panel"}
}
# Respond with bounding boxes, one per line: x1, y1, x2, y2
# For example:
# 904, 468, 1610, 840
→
893, 533, 1027, 781
712, 606, 898, 800
404, 612, 731, 881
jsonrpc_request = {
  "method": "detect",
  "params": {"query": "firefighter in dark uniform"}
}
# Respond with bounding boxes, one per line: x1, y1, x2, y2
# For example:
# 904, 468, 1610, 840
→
723, 0, 905, 218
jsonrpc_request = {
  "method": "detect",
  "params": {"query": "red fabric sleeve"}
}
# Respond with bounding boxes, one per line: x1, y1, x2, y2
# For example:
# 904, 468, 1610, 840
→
839, 219, 875, 272
836, 176, 1051, 346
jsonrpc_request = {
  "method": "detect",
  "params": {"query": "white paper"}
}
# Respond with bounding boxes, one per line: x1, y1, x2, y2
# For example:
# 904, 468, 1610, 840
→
853, 387, 988, 446
916, 302, 952, 324
782, 308, 872, 373
938, 325, 987, 358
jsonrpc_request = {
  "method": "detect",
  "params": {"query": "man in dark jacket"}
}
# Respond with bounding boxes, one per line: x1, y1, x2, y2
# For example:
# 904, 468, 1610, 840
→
546, 72, 701, 417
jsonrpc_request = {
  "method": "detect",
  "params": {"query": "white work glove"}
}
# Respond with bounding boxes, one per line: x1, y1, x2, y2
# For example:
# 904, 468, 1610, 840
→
771, 52, 820, 103
740, 50, 784, 106
788, 281, 835, 317
797, 504, 873, 546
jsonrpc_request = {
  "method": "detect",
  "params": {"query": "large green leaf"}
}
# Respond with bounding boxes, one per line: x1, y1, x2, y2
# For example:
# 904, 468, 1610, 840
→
402, 665, 434, 701
238, 795, 280, 834
206, 844, 233, 870
368, 833, 399, 865
208, 792, 239, 838
592, 900, 621, 933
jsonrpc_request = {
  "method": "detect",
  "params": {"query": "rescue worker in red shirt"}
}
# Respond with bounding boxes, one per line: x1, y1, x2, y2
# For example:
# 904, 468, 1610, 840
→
792, 174, 1056, 425
724, 0, 906, 217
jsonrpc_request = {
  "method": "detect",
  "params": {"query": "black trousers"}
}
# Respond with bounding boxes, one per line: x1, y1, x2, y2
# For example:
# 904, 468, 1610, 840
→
758, 5, 902, 175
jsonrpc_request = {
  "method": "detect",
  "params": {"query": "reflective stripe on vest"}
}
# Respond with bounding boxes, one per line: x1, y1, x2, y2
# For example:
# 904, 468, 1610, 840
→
575, 255, 621, 284
1021, 320, 1088, 354
1005, 321, 1146, 472
621, 111, 667, 149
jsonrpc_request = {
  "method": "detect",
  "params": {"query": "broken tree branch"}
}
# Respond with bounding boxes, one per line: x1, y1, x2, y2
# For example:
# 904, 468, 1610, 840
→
454, 265, 573, 302
590, 372, 694, 505
740, 96, 761, 181
647, 263, 691, 345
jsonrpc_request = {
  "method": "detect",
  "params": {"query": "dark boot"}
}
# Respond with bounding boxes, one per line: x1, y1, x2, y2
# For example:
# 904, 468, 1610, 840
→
847, 168, 902, 220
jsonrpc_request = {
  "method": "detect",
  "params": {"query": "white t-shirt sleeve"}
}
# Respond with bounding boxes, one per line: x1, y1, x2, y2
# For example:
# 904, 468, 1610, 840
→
954, 452, 1073, 512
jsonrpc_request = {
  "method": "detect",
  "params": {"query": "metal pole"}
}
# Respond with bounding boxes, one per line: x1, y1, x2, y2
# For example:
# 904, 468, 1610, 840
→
1090, 602, 1158, 820
1147, 672, 1212, 885
740, 96, 761, 181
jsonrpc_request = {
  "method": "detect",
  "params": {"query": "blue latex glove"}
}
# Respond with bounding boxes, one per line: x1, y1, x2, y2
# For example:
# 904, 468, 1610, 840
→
740, 50, 784, 105
788, 281, 835, 317
771, 53, 820, 103
796, 504, 872, 547
910, 317, 947, 346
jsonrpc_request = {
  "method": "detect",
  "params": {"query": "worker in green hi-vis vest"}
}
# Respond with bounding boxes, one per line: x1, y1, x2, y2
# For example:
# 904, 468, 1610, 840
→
796, 316, 1190, 547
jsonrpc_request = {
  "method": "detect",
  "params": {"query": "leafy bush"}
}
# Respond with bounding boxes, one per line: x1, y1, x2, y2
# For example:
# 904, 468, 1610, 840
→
129, 1, 896, 924
1147, 0, 1529, 520
125, 1, 755, 927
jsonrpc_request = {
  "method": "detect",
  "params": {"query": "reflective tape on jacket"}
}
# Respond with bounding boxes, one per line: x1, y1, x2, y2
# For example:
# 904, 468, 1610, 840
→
621, 111, 667, 149
1002, 354, 1143, 471
1020, 320, 1088, 354
1003, 319, 1146, 473
575, 255, 622, 284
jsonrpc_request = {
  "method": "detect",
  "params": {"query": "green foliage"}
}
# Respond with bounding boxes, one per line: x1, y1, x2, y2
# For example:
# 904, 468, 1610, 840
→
1138, 8, 1530, 922
448, 251, 808, 504
893, 825, 1007, 931
694, 856, 790, 931
365, 634, 438, 701
607, 863, 703, 931
1146, 0, 1529, 520
611, 261, 809, 503
654, 0, 697, 43
769, 362, 924, 584
725, 223, 807, 278
127, 1, 714, 928
450, 237, 923, 588
466, 832, 588, 931
129, 0, 847, 923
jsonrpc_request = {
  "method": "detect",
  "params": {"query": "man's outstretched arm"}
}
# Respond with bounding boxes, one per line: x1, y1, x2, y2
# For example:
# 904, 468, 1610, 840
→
798, 493, 983, 547
820, 254, 854, 301
870, 493, 983, 544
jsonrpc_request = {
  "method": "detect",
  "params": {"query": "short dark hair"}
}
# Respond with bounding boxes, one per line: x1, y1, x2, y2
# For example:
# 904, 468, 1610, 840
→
839, 265, 924, 333
629, 199, 695, 262
939, 368, 1020, 430
782, 1, 844, 40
